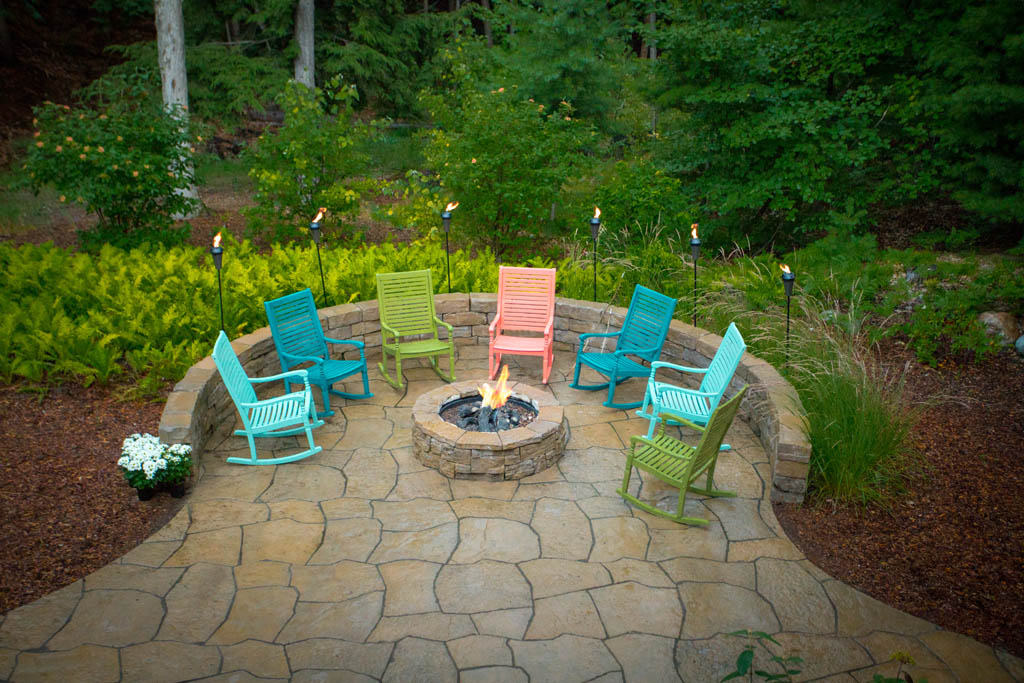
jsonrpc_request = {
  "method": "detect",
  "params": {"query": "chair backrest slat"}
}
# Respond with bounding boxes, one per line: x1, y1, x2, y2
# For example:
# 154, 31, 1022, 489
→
376, 269, 438, 337
618, 285, 677, 361
698, 322, 747, 399
264, 289, 328, 372
497, 266, 556, 332
213, 331, 257, 407
691, 385, 748, 477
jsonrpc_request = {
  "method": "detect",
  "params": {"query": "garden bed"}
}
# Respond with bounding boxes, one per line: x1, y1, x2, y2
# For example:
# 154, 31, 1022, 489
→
775, 339, 1024, 658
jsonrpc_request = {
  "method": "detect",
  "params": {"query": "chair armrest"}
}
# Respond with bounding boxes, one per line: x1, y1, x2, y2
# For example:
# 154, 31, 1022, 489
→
280, 350, 324, 366
655, 407, 707, 433
488, 314, 502, 334
434, 316, 454, 333
580, 330, 622, 342
240, 391, 307, 410
614, 344, 658, 358
248, 369, 309, 384
651, 360, 708, 374
380, 321, 398, 340
324, 337, 365, 350
544, 318, 553, 337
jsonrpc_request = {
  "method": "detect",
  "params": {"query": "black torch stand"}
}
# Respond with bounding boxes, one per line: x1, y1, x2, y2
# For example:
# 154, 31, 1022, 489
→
211, 246, 224, 332
310, 220, 329, 307
590, 217, 600, 301
442, 211, 452, 294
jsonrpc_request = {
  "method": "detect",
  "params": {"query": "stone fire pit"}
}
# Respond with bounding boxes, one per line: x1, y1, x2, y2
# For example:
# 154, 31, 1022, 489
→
411, 380, 568, 480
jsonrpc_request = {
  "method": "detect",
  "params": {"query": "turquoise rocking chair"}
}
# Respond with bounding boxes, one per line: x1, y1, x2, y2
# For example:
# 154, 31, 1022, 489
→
637, 322, 747, 438
212, 331, 324, 465
569, 285, 677, 409
264, 288, 372, 417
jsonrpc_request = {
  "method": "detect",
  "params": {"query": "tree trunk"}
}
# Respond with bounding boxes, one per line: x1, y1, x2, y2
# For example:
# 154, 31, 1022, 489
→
646, 11, 656, 60
481, 0, 493, 47
293, 0, 315, 88
154, 0, 199, 216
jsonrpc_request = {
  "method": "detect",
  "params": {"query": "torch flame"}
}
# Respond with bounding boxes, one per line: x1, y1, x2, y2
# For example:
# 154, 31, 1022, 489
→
691, 223, 699, 239
212, 232, 222, 248
312, 207, 326, 223
593, 207, 601, 220
478, 365, 513, 410
780, 264, 791, 275
445, 201, 460, 212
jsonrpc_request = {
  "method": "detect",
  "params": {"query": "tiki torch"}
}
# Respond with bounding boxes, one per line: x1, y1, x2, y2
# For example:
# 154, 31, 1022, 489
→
309, 207, 329, 307
442, 201, 459, 294
210, 231, 225, 332
590, 207, 601, 301
781, 264, 795, 365
689, 223, 701, 327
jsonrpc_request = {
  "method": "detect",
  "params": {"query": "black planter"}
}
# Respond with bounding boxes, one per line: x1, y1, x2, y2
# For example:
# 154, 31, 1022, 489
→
169, 483, 186, 498
136, 487, 155, 501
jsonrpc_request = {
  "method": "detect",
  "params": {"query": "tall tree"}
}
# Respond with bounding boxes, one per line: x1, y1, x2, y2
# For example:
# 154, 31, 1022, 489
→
294, 0, 315, 88
154, 0, 198, 215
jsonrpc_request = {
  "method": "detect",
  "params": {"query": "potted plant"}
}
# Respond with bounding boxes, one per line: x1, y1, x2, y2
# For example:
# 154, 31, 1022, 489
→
117, 433, 193, 500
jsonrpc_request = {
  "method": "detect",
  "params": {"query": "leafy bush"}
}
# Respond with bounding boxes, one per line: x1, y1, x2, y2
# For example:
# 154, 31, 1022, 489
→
592, 160, 694, 245
424, 85, 588, 257
244, 77, 372, 241
20, 98, 197, 248
0, 237, 604, 390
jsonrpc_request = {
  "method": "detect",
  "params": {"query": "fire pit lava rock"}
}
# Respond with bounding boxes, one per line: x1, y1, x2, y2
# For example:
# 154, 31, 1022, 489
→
411, 380, 568, 480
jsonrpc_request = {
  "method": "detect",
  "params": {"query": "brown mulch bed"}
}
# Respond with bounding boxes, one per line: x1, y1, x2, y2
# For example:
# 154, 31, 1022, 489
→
775, 339, 1024, 658
0, 382, 183, 614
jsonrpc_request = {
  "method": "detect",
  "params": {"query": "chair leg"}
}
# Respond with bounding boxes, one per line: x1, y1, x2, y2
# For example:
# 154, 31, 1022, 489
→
378, 348, 404, 390
542, 347, 551, 384
320, 384, 334, 417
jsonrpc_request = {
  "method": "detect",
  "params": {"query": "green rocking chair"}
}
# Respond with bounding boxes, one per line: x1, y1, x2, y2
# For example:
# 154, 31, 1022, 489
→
375, 269, 456, 390
618, 385, 748, 525
212, 331, 324, 465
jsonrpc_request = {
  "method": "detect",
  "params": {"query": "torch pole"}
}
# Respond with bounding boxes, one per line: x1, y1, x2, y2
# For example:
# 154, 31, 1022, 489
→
445, 231, 451, 294
217, 268, 224, 332
315, 241, 328, 308
693, 261, 698, 327
785, 295, 791, 366
590, 214, 601, 302
593, 240, 598, 301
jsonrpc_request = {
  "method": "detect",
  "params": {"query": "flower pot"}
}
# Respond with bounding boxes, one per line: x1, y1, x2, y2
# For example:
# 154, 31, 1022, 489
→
169, 483, 186, 498
136, 487, 155, 501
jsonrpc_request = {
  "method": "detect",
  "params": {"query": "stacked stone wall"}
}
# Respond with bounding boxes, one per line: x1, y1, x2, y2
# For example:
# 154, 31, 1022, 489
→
160, 294, 810, 503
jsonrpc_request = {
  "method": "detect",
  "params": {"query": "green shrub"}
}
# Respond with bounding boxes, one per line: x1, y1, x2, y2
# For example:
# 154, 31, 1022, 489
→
424, 85, 588, 257
0, 237, 604, 391
244, 77, 372, 242
592, 160, 694, 244
20, 99, 197, 248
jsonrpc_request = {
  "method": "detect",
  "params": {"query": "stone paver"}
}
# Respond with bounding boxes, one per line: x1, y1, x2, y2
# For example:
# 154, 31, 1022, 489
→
4, 353, 1021, 682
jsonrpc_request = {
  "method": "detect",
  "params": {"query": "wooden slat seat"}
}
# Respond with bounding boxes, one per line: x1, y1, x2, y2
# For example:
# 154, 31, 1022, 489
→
489, 266, 557, 383
376, 269, 456, 389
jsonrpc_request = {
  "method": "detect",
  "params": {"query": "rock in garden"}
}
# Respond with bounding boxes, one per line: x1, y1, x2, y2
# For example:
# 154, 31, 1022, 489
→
978, 312, 1020, 346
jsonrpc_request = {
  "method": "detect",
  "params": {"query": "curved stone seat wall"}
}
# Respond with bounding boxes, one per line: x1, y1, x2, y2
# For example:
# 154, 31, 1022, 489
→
159, 293, 810, 503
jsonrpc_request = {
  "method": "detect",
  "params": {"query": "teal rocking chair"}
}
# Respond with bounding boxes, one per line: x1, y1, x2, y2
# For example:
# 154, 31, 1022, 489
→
569, 285, 677, 409
264, 288, 372, 417
637, 322, 747, 438
212, 331, 324, 465
619, 385, 748, 526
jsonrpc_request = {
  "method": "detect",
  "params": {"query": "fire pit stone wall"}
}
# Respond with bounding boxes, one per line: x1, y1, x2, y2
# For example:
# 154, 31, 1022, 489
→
412, 381, 567, 480
161, 293, 810, 503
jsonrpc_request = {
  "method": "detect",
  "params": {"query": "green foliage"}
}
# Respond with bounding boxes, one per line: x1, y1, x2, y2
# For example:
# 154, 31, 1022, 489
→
653, 1, 936, 246
492, 0, 628, 128
87, 41, 289, 127
0, 237, 602, 389
244, 78, 371, 241
721, 630, 802, 682
424, 86, 589, 257
593, 160, 693, 242
922, 1, 1024, 224
320, 1, 450, 116
20, 94, 197, 249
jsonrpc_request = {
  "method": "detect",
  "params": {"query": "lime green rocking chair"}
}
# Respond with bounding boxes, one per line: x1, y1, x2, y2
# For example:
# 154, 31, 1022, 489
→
375, 269, 456, 390
618, 385, 748, 525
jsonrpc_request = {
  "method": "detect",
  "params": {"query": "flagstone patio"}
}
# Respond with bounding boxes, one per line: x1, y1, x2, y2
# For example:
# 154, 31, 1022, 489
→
1, 350, 1021, 682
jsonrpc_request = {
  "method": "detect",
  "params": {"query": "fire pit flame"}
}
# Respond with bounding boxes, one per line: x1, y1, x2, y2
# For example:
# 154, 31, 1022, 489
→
445, 366, 533, 433
478, 365, 512, 410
